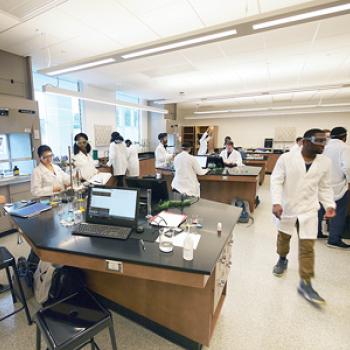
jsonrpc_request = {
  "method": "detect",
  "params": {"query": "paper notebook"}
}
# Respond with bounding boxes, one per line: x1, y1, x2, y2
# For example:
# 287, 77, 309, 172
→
149, 211, 187, 227
6, 202, 52, 218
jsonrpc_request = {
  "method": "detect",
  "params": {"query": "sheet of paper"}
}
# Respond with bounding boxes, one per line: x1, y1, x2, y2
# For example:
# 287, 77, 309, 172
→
150, 211, 187, 227
89, 172, 112, 185
156, 232, 201, 250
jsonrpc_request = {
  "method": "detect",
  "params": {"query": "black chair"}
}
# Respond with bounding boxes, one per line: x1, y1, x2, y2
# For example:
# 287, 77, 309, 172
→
0, 246, 32, 324
34, 289, 117, 350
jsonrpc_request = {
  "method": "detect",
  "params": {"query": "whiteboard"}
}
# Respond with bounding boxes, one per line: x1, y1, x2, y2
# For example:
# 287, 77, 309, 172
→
274, 127, 296, 142
94, 125, 112, 146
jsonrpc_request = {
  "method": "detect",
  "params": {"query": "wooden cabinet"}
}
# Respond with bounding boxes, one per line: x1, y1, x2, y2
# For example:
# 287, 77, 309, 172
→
214, 235, 233, 313
181, 125, 218, 154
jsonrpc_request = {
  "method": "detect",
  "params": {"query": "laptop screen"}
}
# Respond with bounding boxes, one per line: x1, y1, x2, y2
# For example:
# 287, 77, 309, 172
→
87, 187, 138, 227
194, 156, 207, 169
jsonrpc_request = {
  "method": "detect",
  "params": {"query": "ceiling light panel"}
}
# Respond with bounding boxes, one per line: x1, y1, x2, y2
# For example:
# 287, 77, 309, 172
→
121, 29, 237, 59
253, 2, 350, 30
46, 58, 116, 76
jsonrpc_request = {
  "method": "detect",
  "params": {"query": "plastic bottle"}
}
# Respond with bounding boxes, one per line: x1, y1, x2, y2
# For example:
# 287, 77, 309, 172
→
183, 230, 194, 261
13, 166, 19, 176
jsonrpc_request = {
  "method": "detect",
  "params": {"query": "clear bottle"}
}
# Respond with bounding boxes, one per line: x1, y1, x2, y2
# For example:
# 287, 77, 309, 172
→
183, 228, 194, 261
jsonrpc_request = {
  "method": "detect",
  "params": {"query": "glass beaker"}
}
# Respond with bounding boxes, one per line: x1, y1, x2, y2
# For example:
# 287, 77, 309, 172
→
159, 228, 174, 253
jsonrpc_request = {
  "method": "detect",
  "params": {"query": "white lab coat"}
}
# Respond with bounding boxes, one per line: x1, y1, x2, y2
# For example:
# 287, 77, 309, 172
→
155, 143, 173, 168
107, 142, 128, 176
171, 151, 208, 197
73, 151, 98, 181
220, 149, 243, 166
271, 151, 336, 239
126, 145, 140, 177
31, 163, 70, 197
323, 139, 350, 200
198, 132, 208, 155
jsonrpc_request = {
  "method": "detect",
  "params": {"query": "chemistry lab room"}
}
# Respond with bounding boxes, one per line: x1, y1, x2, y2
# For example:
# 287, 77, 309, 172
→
0, 1, 350, 350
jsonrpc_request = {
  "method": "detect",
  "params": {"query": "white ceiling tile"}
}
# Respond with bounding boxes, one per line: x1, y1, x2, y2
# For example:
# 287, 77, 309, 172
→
258, 0, 314, 13
0, 11, 20, 31
317, 14, 350, 39
116, 0, 175, 16
58, 0, 159, 46
188, 0, 258, 27
138, 0, 204, 37
264, 21, 318, 48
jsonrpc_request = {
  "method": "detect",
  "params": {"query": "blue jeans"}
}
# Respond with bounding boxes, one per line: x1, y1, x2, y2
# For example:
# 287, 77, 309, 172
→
319, 191, 349, 244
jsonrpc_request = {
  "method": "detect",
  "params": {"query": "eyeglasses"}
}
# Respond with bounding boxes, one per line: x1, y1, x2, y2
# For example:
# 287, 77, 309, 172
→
76, 140, 88, 146
41, 153, 54, 160
303, 136, 327, 146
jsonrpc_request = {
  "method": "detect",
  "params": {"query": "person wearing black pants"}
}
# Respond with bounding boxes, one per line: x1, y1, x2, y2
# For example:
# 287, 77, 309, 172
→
108, 132, 128, 188
322, 127, 350, 249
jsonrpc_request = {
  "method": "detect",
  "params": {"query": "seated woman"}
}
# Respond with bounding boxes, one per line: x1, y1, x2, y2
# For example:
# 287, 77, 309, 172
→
31, 145, 70, 197
73, 133, 98, 181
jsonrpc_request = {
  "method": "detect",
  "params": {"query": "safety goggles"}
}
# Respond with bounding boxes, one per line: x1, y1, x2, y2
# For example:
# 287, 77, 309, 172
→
303, 136, 327, 146
41, 153, 54, 160
331, 132, 347, 139
76, 140, 88, 146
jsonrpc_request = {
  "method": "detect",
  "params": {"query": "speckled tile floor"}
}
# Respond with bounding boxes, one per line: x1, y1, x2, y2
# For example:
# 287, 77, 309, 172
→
1, 177, 350, 350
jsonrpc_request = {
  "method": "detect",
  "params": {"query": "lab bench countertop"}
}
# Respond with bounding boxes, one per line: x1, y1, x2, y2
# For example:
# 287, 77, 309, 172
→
0, 175, 31, 187
157, 166, 261, 177
11, 198, 241, 275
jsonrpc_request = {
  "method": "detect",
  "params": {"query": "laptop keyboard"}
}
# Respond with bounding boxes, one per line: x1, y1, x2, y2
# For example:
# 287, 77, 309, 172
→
73, 223, 132, 240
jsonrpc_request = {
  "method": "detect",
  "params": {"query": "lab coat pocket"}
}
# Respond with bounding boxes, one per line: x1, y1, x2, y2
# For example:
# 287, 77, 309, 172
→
297, 211, 318, 239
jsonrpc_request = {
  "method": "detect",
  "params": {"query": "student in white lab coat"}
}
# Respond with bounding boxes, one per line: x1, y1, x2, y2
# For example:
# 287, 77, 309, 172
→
172, 142, 208, 197
319, 127, 350, 249
271, 128, 336, 305
108, 132, 128, 187
125, 139, 140, 177
73, 133, 98, 181
289, 137, 303, 153
31, 145, 71, 197
197, 128, 211, 155
219, 140, 243, 167
155, 133, 173, 168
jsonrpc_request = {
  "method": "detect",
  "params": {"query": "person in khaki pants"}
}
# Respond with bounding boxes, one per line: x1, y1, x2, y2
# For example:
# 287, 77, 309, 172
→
271, 128, 336, 305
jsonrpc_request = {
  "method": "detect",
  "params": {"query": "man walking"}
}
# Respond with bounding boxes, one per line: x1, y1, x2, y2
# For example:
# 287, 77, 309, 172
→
271, 129, 336, 304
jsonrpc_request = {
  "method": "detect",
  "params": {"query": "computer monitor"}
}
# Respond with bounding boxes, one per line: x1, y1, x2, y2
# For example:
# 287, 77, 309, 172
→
194, 155, 207, 169
86, 187, 139, 228
207, 155, 224, 168
126, 177, 169, 203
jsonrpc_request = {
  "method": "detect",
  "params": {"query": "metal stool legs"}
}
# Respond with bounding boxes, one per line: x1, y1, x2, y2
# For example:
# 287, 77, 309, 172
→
108, 322, 118, 350
0, 259, 32, 325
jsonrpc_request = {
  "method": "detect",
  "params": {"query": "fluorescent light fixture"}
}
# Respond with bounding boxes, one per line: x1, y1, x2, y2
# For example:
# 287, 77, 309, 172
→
121, 29, 237, 59
42, 84, 168, 115
193, 103, 350, 115
186, 108, 350, 120
253, 3, 350, 30
46, 58, 116, 76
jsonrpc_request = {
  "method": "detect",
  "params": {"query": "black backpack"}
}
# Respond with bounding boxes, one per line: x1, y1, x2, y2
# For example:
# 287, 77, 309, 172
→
45, 266, 86, 306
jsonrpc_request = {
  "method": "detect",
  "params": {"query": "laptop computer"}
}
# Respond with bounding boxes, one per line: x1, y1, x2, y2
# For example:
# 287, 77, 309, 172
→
194, 155, 208, 169
73, 187, 139, 240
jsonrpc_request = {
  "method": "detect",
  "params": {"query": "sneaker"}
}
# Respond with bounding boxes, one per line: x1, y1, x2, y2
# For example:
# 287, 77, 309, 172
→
298, 280, 325, 305
273, 257, 288, 277
317, 233, 328, 239
327, 241, 350, 250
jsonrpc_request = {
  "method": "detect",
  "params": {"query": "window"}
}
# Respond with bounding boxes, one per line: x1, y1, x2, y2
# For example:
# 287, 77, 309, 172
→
115, 92, 141, 143
33, 72, 83, 158
0, 133, 35, 175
